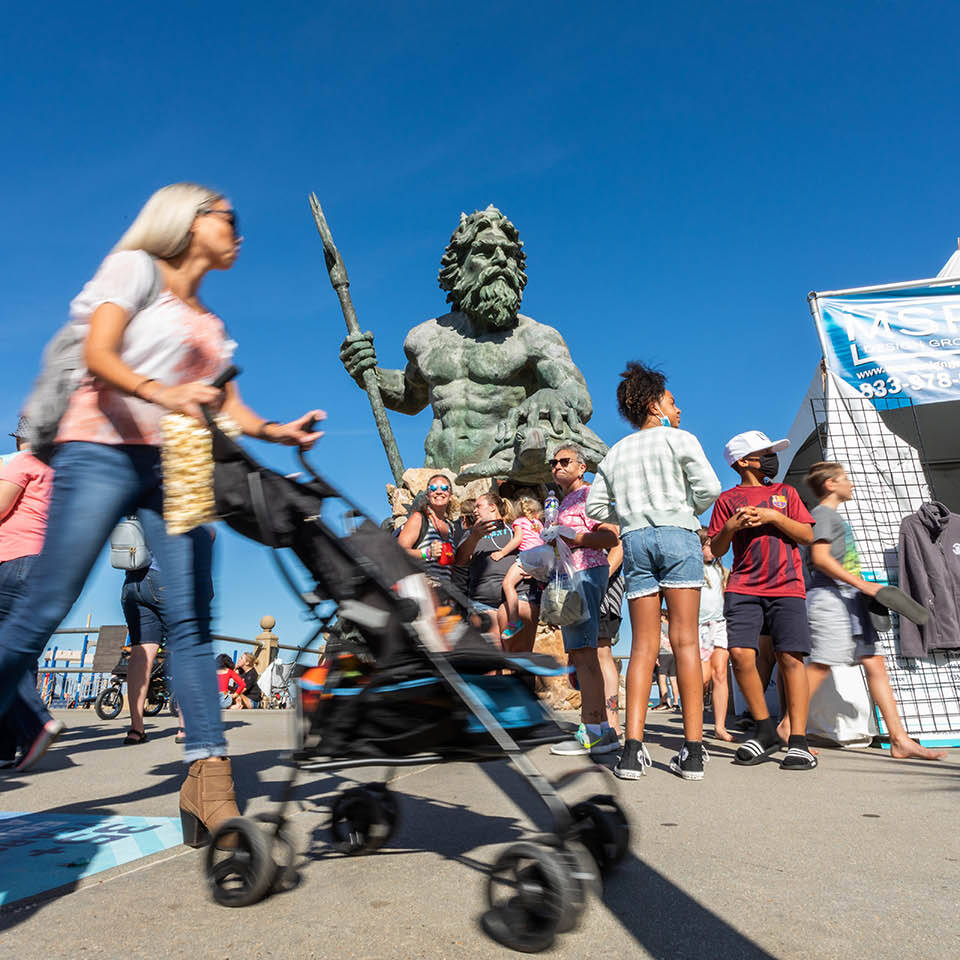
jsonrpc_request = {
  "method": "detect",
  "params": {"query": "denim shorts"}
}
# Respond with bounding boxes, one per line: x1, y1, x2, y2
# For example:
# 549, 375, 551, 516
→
622, 526, 704, 599
561, 564, 609, 652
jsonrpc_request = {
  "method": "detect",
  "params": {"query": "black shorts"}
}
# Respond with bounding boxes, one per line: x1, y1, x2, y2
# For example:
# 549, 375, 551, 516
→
723, 593, 810, 656
516, 578, 543, 608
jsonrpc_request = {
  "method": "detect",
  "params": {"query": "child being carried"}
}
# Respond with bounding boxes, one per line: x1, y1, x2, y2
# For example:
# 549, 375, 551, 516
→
490, 494, 547, 640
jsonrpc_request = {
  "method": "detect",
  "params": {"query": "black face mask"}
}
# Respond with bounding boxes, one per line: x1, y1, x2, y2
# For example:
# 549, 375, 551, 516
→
757, 452, 779, 479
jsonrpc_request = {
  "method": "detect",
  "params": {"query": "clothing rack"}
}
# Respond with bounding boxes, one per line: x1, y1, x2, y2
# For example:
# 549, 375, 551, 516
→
809, 393, 960, 746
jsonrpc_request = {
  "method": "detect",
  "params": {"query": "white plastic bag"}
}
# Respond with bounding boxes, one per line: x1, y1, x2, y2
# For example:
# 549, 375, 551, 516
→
540, 539, 587, 627
516, 544, 557, 582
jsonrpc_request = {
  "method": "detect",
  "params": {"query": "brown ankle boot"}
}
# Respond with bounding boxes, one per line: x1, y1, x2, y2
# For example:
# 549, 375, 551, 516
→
179, 757, 240, 848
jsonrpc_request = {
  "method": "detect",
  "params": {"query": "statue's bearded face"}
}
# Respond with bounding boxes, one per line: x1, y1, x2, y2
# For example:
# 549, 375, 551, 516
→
444, 222, 527, 330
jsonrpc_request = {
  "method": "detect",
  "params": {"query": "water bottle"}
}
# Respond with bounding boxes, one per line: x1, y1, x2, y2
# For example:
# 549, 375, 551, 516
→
543, 492, 559, 528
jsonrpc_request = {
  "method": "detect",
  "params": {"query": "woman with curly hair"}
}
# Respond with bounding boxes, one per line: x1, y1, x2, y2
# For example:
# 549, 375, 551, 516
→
586, 363, 721, 781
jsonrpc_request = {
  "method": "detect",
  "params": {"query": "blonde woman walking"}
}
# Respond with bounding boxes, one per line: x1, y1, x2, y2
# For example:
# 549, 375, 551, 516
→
0, 183, 322, 847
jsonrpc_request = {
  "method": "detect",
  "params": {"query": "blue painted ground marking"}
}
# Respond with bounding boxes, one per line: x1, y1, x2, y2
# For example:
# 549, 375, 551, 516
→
0, 811, 182, 904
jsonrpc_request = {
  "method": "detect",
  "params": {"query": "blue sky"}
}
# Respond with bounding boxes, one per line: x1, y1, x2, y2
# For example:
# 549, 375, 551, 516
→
2, 2, 958, 652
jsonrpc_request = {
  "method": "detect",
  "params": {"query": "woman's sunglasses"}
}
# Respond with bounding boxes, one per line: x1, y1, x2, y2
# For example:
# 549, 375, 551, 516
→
198, 207, 240, 237
548, 457, 574, 468
428, 483, 450, 492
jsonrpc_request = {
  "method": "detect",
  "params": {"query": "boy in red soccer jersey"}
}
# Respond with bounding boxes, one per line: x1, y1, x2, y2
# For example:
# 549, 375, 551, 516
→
708, 431, 817, 770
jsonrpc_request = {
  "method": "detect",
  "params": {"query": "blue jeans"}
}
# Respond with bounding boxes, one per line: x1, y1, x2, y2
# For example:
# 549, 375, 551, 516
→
560, 564, 610, 652
622, 526, 704, 599
121, 570, 167, 647
0, 442, 225, 761
0, 555, 51, 760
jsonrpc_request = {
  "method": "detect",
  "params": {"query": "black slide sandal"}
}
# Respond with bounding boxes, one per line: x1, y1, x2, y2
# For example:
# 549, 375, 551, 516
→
733, 738, 781, 765
780, 746, 817, 770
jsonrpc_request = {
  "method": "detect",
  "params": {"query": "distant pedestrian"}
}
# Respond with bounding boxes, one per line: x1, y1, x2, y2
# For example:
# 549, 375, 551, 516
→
596, 536, 625, 738
0, 417, 63, 771
120, 527, 213, 744
656, 610, 679, 710
216, 654, 246, 709
697, 528, 732, 742
234, 652, 262, 710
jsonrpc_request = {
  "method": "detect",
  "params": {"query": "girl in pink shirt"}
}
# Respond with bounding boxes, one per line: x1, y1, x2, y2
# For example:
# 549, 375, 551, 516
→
491, 495, 545, 639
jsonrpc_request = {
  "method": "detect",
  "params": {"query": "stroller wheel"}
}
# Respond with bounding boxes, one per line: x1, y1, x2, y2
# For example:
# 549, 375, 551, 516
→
570, 795, 630, 873
555, 840, 600, 933
330, 786, 397, 855
95, 686, 123, 721
483, 841, 575, 953
205, 818, 276, 907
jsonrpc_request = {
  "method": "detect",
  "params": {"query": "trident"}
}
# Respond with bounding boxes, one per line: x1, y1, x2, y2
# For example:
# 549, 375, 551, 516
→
308, 193, 405, 485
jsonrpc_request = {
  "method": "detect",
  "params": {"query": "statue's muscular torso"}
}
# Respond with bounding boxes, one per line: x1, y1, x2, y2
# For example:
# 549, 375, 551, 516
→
403, 312, 547, 468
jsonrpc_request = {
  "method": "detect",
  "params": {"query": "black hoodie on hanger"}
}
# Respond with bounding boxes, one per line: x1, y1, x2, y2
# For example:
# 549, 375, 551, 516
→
897, 502, 960, 656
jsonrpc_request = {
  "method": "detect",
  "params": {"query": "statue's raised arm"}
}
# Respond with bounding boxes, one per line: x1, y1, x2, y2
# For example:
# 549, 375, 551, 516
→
339, 330, 429, 416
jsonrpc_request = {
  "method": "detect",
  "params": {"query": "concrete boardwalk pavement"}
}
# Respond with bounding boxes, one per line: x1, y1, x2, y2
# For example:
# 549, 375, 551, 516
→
0, 708, 958, 960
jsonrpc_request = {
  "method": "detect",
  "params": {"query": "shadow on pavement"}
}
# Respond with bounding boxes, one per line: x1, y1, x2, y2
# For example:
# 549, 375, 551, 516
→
602, 851, 777, 960
283, 757, 775, 958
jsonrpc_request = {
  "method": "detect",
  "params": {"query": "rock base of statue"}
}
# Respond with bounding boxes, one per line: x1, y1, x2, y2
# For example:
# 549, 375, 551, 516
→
385, 468, 497, 526
385, 466, 554, 528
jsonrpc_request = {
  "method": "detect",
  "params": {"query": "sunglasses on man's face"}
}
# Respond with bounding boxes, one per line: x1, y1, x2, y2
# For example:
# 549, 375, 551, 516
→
548, 457, 574, 469
198, 207, 240, 237
429, 483, 450, 492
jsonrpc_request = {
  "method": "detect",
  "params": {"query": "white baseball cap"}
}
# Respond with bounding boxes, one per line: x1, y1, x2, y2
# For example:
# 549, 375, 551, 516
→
723, 430, 790, 467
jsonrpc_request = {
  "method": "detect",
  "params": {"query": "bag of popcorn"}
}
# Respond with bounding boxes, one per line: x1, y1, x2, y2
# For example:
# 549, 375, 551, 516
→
160, 413, 242, 534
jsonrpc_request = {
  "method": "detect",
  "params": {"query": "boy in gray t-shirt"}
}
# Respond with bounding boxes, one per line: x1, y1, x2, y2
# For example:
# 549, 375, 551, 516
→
780, 462, 945, 761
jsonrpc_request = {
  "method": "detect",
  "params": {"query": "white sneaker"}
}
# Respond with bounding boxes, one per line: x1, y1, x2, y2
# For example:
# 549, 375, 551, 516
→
550, 724, 621, 756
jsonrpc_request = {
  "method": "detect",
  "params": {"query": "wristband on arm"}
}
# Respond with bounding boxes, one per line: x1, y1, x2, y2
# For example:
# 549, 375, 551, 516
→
258, 420, 279, 440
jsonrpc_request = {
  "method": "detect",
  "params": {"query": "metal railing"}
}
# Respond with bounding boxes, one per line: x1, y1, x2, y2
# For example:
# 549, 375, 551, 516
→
36, 619, 323, 707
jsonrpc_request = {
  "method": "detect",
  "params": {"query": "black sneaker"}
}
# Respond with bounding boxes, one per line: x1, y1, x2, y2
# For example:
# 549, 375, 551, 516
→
614, 740, 652, 780
669, 741, 708, 781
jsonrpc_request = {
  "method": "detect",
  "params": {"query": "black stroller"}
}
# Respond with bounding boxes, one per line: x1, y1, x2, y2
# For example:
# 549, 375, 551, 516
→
203, 425, 630, 953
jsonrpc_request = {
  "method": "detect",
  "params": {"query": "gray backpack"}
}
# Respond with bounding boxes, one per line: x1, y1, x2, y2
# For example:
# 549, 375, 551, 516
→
110, 517, 153, 571
23, 253, 164, 463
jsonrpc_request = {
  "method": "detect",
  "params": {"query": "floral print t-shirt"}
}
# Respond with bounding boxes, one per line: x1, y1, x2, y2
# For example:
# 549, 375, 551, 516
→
557, 484, 609, 573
